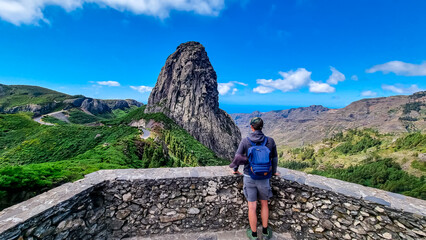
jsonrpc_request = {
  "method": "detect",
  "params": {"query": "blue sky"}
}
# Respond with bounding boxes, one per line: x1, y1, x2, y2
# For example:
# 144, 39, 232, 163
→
0, 0, 425, 113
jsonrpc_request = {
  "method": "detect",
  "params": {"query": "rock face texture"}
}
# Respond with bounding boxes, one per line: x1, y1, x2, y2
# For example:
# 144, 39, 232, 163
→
2, 103, 58, 117
145, 41, 241, 160
63, 98, 143, 115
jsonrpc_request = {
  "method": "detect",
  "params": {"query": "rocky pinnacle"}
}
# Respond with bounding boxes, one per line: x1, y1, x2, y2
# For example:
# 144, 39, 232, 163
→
145, 41, 241, 160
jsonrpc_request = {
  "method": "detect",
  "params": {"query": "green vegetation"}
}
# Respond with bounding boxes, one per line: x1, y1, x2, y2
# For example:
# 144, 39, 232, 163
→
0, 84, 72, 109
402, 102, 424, 114
279, 129, 426, 200
280, 160, 311, 170
68, 109, 101, 124
66, 107, 141, 125
312, 158, 426, 200
0, 106, 226, 210
164, 127, 228, 167
395, 132, 426, 151
399, 116, 418, 121
102, 106, 173, 126
0, 112, 38, 130
102, 106, 226, 167
411, 160, 426, 172
0, 119, 138, 166
41, 115, 68, 125
334, 135, 381, 155
411, 91, 426, 99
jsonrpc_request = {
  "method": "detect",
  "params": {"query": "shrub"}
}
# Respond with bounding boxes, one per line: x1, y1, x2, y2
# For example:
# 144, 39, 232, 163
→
280, 160, 311, 170
402, 102, 424, 114
395, 132, 426, 150
311, 158, 426, 200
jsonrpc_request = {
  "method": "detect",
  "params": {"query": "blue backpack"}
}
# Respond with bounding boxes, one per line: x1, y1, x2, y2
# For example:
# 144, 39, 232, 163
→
247, 137, 272, 180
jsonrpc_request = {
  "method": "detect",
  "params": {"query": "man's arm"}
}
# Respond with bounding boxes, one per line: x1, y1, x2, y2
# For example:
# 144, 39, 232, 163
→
229, 139, 247, 172
272, 157, 278, 175
270, 138, 278, 175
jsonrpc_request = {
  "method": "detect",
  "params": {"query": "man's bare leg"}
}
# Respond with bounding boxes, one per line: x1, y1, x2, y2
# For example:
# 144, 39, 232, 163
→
260, 200, 269, 228
248, 201, 257, 232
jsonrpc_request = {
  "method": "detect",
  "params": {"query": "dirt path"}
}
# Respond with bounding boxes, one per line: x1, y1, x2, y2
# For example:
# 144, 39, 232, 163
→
141, 128, 151, 139
33, 111, 70, 125
33, 116, 54, 125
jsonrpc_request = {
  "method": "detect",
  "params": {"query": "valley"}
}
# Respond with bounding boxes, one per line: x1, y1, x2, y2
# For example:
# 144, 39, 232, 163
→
0, 85, 227, 210
0, 43, 425, 211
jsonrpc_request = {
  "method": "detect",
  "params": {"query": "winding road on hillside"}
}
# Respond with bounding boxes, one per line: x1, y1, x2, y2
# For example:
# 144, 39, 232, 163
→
141, 129, 151, 139
33, 111, 70, 125
33, 110, 152, 140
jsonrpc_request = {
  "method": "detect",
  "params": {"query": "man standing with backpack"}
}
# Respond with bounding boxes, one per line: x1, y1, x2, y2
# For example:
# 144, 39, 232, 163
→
229, 117, 279, 240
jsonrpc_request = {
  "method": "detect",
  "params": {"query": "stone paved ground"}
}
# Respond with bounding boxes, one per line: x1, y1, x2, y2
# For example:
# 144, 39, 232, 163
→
125, 229, 294, 240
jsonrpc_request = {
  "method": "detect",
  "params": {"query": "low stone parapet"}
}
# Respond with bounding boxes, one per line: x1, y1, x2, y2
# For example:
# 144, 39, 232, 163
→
0, 166, 425, 239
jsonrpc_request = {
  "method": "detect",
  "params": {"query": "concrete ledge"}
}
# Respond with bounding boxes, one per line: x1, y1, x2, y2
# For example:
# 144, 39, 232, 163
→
1, 166, 426, 240
279, 167, 426, 216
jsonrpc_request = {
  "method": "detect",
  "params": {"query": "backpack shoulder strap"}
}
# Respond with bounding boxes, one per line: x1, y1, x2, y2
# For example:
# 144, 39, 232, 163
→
261, 136, 268, 146
247, 137, 256, 147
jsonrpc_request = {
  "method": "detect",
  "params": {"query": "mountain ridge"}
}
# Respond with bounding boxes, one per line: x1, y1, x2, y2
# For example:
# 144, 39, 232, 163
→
0, 84, 143, 117
232, 91, 426, 147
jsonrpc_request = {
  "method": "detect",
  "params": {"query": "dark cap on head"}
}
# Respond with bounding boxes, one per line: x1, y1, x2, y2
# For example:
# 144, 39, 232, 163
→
250, 117, 263, 130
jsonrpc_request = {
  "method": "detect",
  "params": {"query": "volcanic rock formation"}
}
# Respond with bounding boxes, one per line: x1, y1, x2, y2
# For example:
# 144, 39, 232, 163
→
145, 41, 241, 160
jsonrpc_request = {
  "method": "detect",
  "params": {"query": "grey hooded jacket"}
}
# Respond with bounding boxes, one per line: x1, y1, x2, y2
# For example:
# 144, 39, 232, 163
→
232, 130, 278, 176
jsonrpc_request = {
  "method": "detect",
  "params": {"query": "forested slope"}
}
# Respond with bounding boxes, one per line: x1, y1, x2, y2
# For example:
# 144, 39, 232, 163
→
0, 106, 227, 210
279, 129, 426, 199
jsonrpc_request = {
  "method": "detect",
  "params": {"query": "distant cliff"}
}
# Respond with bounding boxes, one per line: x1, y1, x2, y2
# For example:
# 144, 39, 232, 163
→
0, 84, 142, 116
145, 41, 241, 160
63, 98, 143, 115
232, 92, 426, 146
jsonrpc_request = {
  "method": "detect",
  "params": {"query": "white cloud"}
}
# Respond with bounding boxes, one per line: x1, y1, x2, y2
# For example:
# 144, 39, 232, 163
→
253, 68, 337, 94
361, 90, 377, 97
382, 84, 422, 94
253, 86, 274, 94
130, 85, 153, 93
326, 66, 345, 85
255, 68, 312, 92
308, 81, 335, 93
0, 0, 225, 25
351, 75, 358, 81
366, 61, 426, 76
218, 81, 247, 95
97, 81, 120, 86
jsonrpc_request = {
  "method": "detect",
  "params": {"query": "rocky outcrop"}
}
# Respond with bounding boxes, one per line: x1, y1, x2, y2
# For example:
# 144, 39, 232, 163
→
80, 98, 109, 115
63, 97, 86, 108
104, 99, 143, 110
125, 99, 144, 108
63, 98, 143, 115
145, 41, 241, 160
1, 103, 58, 117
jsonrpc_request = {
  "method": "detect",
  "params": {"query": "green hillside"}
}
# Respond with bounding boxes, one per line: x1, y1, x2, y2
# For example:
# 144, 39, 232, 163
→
1, 83, 425, 206
278, 129, 426, 200
0, 84, 73, 110
0, 107, 226, 210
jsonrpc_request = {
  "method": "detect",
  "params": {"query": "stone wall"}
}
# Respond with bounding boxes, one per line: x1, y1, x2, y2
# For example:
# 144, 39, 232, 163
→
0, 166, 425, 240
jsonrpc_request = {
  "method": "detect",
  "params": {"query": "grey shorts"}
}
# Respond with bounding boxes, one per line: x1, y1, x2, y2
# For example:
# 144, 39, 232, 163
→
243, 176, 273, 202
